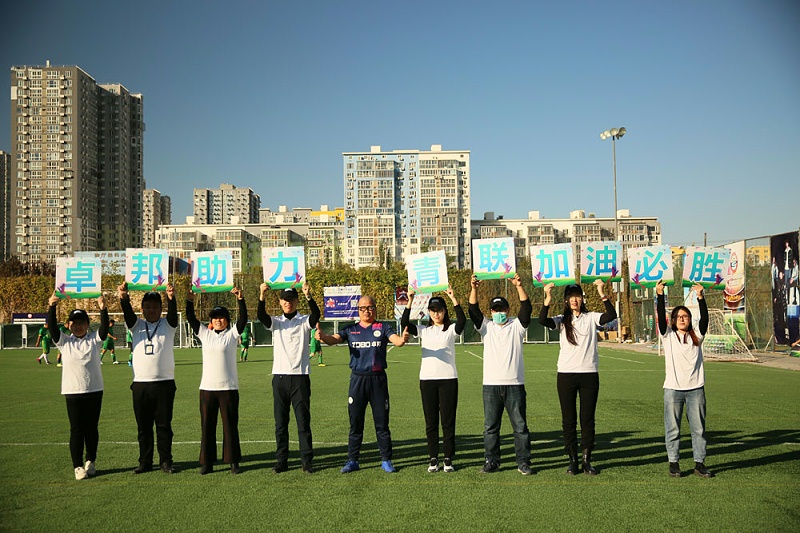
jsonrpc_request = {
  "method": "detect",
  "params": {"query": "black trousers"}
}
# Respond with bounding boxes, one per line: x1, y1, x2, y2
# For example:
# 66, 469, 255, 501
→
131, 380, 176, 466
420, 379, 458, 459
65, 391, 103, 468
348, 372, 392, 461
557, 372, 600, 453
199, 389, 241, 466
272, 375, 313, 464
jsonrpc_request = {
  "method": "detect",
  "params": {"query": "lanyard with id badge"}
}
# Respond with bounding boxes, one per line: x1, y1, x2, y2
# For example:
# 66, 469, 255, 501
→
144, 320, 161, 355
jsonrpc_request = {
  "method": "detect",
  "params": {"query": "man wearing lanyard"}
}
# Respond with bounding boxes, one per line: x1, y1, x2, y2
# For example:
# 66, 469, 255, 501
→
119, 282, 179, 474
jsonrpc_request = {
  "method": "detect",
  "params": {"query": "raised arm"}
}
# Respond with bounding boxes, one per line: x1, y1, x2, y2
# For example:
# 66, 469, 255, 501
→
656, 280, 667, 336
595, 279, 617, 325
538, 283, 557, 329
303, 282, 320, 329
446, 286, 466, 335
257, 282, 272, 329
468, 275, 484, 328
400, 288, 418, 336
185, 291, 201, 335
695, 284, 709, 336
165, 283, 178, 328
511, 274, 532, 328
232, 287, 248, 334
47, 293, 61, 343
117, 282, 137, 328
97, 295, 109, 341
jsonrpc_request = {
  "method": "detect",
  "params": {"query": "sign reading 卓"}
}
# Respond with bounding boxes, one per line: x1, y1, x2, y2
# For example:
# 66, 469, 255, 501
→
262, 247, 305, 290
126, 248, 169, 291
472, 237, 516, 280
55, 258, 102, 299
191, 251, 234, 293
530, 243, 576, 287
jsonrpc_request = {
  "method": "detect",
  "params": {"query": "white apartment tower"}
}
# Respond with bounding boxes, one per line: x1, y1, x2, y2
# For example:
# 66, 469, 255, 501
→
143, 189, 172, 247
343, 145, 471, 268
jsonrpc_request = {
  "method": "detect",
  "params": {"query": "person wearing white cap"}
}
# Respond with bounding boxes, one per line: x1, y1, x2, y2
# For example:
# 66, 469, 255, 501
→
468, 273, 534, 476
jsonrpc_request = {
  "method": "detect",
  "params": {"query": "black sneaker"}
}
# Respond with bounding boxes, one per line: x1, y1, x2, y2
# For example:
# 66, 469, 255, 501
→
230, 463, 240, 475
428, 458, 439, 473
669, 462, 681, 478
199, 464, 213, 475
480, 460, 499, 474
694, 462, 714, 478
442, 457, 454, 473
517, 462, 534, 476
301, 462, 314, 474
272, 463, 288, 473
133, 463, 153, 474
160, 462, 176, 474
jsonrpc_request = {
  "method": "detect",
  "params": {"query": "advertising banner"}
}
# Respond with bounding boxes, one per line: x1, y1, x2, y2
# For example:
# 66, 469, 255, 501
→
323, 285, 361, 319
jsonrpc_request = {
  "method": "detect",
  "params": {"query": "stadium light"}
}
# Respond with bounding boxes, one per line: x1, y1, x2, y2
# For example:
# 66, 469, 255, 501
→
600, 126, 626, 342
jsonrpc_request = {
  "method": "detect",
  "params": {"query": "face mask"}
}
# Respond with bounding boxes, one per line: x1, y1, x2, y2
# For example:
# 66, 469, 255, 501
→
492, 312, 507, 324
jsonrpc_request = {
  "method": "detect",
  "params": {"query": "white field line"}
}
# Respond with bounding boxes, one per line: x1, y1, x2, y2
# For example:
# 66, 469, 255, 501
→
599, 354, 645, 364
465, 350, 483, 360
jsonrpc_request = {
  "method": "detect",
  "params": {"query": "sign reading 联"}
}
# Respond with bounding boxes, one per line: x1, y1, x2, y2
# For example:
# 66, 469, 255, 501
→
262, 246, 305, 290
55, 258, 101, 299
125, 248, 169, 291
682, 246, 730, 290
580, 241, 622, 283
530, 243, 575, 287
627, 245, 673, 289
407, 250, 448, 294
191, 251, 234, 293
472, 237, 516, 280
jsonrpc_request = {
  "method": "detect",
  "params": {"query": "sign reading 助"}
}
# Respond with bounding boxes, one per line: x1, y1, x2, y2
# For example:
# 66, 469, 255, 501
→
191, 251, 234, 293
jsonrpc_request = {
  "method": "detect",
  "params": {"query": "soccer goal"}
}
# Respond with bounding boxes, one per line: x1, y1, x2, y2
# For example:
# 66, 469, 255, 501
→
701, 309, 758, 362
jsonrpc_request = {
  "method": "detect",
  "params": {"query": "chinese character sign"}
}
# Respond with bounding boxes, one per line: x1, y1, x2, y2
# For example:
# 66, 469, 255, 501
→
55, 258, 101, 299
472, 237, 516, 280
580, 241, 622, 283
125, 249, 168, 291
627, 245, 673, 289
191, 251, 234, 293
682, 246, 730, 290
530, 243, 576, 287
407, 250, 448, 294
262, 246, 305, 290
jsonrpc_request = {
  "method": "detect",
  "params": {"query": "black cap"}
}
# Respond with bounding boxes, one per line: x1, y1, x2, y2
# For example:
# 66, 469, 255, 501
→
68, 309, 90, 323
279, 288, 299, 301
564, 284, 584, 298
428, 297, 446, 310
209, 306, 231, 321
490, 297, 509, 311
142, 292, 162, 304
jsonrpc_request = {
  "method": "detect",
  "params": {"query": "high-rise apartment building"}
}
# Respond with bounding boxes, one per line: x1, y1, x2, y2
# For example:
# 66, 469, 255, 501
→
0, 150, 10, 261
193, 183, 260, 224
9, 63, 144, 262
343, 144, 471, 269
143, 189, 172, 247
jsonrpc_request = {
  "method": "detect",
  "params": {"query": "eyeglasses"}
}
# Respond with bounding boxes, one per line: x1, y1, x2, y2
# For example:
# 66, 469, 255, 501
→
357, 306, 376, 312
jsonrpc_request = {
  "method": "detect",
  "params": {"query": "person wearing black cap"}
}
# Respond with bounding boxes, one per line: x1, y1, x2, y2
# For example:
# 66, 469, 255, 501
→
186, 287, 247, 475
468, 273, 534, 476
118, 281, 179, 474
47, 292, 109, 480
258, 282, 320, 474
401, 286, 466, 473
539, 280, 615, 476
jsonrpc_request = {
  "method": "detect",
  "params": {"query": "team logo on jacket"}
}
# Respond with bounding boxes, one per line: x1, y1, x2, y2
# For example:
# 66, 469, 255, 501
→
373, 330, 382, 338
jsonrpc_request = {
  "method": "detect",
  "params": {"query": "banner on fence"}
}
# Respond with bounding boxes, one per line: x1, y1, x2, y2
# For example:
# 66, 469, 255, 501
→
323, 285, 361, 319
770, 231, 799, 345
394, 286, 432, 320
723, 241, 746, 312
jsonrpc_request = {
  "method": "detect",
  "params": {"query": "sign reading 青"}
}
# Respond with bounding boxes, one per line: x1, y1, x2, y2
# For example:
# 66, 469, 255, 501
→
627, 245, 673, 289
472, 237, 516, 280
55, 258, 102, 299
262, 246, 305, 290
530, 243, 576, 287
580, 241, 622, 283
125, 248, 169, 291
407, 250, 448, 294
191, 251, 234, 293
682, 246, 730, 290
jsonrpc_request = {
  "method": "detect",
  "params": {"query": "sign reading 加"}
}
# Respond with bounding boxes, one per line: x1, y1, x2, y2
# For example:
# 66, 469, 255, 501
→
125, 249, 169, 291
56, 258, 101, 299
191, 251, 234, 293
530, 243, 575, 287
580, 241, 622, 283
627, 245, 673, 289
262, 247, 305, 290
682, 246, 730, 290
407, 250, 448, 294
472, 237, 516, 280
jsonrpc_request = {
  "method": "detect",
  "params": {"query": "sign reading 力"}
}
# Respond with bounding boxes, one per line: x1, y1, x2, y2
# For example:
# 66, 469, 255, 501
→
126, 249, 169, 291
530, 243, 575, 287
407, 250, 448, 294
682, 246, 730, 290
191, 251, 234, 293
55, 258, 101, 299
627, 245, 673, 289
580, 241, 622, 283
262, 247, 305, 290
472, 237, 516, 280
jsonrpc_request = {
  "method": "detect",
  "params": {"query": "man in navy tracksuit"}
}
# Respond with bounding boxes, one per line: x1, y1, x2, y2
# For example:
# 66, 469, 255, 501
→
316, 295, 408, 473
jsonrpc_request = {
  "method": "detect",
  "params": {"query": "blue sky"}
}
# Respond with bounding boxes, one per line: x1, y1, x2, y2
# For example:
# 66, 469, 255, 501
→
2, 0, 798, 247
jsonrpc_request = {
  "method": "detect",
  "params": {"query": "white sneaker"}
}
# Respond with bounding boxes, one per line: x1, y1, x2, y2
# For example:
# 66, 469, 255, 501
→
74, 466, 88, 480
443, 457, 455, 473
113, 361, 120, 364
428, 458, 439, 473
84, 460, 96, 476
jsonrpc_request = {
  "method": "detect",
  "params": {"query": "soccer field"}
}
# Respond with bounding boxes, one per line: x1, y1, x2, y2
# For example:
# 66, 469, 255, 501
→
1, 343, 799, 532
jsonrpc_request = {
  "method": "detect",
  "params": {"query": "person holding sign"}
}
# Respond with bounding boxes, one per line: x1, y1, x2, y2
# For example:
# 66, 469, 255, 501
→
656, 280, 714, 479
186, 287, 247, 475
539, 281, 616, 476
468, 273, 534, 476
401, 286, 465, 473
316, 296, 409, 474
258, 282, 320, 474
118, 282, 179, 474
47, 293, 109, 480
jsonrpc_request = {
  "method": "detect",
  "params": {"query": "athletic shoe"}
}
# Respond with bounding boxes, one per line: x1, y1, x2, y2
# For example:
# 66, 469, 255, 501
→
272, 463, 288, 474
230, 463, 240, 475
428, 458, 439, 473
84, 460, 96, 476
74, 466, 88, 480
443, 457, 455, 473
301, 462, 314, 474
669, 462, 681, 478
480, 460, 499, 474
694, 462, 714, 478
160, 462, 176, 474
100, 361, 103, 365
318, 364, 326, 367
199, 464, 213, 475
133, 463, 152, 474
340, 460, 360, 474
381, 460, 396, 473
57, 363, 62, 367
128, 361, 132, 367
113, 361, 120, 365
38, 357, 42, 364
517, 462, 534, 476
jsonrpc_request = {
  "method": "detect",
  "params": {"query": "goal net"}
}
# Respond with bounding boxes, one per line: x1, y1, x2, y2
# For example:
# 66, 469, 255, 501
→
701, 309, 757, 362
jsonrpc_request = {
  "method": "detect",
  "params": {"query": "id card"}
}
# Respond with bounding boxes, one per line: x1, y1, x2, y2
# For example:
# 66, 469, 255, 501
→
145, 343, 154, 355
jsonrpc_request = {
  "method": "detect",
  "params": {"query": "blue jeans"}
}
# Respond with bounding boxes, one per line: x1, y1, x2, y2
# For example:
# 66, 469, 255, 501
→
663, 387, 707, 463
483, 385, 530, 465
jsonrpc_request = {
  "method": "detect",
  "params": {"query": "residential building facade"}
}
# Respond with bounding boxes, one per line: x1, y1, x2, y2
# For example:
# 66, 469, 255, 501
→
193, 183, 260, 224
143, 189, 172, 248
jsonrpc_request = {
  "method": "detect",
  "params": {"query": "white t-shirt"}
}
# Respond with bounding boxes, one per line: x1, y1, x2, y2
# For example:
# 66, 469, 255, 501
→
130, 317, 177, 382
661, 329, 705, 390
197, 327, 240, 391
552, 312, 603, 373
477, 318, 527, 385
269, 313, 312, 375
56, 331, 104, 395
416, 324, 458, 380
